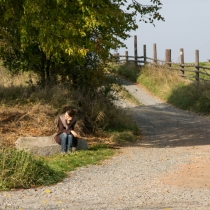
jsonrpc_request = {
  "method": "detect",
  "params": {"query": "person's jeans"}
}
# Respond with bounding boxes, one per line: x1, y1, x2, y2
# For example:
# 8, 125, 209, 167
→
60, 133, 73, 152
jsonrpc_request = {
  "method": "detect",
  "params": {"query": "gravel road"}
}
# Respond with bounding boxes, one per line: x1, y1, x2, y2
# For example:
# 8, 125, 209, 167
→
1, 80, 210, 210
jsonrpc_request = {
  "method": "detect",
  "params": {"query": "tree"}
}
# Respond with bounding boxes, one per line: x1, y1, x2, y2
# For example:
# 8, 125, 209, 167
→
0, 0, 164, 85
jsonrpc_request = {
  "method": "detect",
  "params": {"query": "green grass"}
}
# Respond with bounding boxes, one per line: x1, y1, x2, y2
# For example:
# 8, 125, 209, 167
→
0, 148, 65, 191
167, 82, 210, 114
199, 61, 210, 67
44, 144, 114, 173
109, 63, 140, 82
137, 65, 187, 101
112, 62, 210, 116
171, 61, 210, 81
0, 145, 115, 191
137, 65, 210, 115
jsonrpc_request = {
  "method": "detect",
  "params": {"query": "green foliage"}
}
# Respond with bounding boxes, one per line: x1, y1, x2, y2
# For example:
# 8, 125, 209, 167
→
167, 82, 210, 114
111, 63, 141, 82
0, 0, 164, 85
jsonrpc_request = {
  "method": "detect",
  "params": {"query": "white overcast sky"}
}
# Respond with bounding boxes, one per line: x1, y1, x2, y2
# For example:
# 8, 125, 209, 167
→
116, 0, 210, 62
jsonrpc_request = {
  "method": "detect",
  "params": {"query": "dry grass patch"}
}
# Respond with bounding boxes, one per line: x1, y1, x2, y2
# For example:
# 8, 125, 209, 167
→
137, 64, 191, 101
0, 104, 57, 146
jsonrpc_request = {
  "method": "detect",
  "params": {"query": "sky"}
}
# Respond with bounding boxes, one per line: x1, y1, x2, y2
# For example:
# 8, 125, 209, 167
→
116, 0, 210, 63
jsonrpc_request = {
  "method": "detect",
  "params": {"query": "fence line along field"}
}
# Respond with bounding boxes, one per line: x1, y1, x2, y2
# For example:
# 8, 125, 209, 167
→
112, 36, 210, 82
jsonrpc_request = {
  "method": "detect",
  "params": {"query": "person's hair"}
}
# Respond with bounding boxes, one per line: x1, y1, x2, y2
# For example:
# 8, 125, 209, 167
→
66, 109, 76, 117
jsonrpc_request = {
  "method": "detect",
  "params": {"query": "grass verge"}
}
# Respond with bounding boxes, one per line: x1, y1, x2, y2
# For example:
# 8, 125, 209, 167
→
111, 62, 210, 116
0, 145, 115, 191
137, 64, 210, 115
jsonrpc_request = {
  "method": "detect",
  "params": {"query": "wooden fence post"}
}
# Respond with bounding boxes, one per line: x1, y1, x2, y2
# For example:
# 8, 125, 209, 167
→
125, 51, 128, 63
143, 45, 146, 65
195, 50, 199, 82
165, 49, 171, 67
153, 43, 157, 64
134, 35, 138, 65
180, 48, 184, 76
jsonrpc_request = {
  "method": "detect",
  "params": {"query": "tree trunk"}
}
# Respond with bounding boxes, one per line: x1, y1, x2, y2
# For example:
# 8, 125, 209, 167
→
40, 54, 46, 85
45, 58, 51, 83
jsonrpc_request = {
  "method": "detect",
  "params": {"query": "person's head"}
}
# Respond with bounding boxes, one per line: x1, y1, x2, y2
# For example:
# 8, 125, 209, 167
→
65, 109, 76, 121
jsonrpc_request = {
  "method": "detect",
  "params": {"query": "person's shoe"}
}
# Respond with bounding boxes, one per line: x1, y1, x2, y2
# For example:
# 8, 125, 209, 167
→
67, 150, 72, 155
71, 147, 77, 155
72, 147, 76, 153
61, 152, 66, 156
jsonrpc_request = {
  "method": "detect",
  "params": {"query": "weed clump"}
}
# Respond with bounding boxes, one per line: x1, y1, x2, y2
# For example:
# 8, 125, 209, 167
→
0, 148, 64, 190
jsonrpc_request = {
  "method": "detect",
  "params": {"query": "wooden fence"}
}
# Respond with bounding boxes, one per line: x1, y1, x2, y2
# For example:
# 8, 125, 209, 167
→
112, 36, 210, 82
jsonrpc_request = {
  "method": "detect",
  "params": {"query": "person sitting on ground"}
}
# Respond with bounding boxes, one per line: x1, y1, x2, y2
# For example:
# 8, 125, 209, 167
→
55, 109, 79, 155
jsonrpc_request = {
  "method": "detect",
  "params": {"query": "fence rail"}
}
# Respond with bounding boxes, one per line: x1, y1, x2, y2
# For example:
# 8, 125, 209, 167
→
112, 40, 210, 82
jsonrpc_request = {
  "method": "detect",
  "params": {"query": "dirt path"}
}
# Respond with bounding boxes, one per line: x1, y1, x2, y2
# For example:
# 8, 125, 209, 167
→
121, 79, 210, 189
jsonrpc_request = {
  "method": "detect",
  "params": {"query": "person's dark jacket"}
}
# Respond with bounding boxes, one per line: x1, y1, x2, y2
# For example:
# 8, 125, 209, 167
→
54, 114, 78, 146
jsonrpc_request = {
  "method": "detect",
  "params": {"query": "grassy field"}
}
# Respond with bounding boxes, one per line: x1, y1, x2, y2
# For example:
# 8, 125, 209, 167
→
169, 61, 210, 81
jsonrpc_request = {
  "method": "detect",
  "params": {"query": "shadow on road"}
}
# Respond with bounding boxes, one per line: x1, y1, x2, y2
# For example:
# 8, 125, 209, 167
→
126, 103, 210, 148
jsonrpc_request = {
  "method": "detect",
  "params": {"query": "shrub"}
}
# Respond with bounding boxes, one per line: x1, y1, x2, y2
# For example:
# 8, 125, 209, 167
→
110, 63, 140, 82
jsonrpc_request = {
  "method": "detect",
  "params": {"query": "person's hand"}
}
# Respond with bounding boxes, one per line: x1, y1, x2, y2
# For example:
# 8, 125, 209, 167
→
71, 130, 79, 138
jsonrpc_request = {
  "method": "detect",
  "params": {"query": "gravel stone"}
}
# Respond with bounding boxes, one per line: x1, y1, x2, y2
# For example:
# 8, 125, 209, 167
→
1, 79, 210, 210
